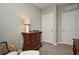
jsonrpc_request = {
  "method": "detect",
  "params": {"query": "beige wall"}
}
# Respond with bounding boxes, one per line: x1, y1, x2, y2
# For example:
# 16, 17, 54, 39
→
0, 3, 41, 49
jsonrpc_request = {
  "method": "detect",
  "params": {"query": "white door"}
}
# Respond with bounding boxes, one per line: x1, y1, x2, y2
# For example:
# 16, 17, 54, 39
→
61, 10, 79, 45
42, 12, 56, 44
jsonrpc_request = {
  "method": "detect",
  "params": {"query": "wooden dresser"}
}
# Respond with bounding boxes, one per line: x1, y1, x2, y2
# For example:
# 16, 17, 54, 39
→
21, 31, 42, 51
72, 38, 79, 55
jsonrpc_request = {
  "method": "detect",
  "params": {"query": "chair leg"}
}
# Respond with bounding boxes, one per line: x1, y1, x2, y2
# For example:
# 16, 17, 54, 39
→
73, 47, 77, 55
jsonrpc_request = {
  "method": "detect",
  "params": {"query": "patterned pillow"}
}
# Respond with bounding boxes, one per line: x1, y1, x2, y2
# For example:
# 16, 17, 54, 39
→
0, 41, 10, 55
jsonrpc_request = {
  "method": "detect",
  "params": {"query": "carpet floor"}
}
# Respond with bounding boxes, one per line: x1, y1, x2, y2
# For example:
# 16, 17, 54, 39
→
39, 42, 73, 55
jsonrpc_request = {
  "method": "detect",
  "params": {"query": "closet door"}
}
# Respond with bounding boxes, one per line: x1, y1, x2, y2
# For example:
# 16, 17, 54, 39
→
42, 12, 56, 45
61, 10, 79, 45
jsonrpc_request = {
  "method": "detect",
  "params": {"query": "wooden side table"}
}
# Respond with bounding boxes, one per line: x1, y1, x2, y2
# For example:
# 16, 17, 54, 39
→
21, 31, 42, 51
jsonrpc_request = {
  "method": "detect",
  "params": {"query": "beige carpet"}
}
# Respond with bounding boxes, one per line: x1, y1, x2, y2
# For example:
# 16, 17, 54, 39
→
39, 42, 73, 55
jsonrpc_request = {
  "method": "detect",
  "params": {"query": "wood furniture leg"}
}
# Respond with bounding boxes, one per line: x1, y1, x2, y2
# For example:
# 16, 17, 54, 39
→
73, 42, 77, 55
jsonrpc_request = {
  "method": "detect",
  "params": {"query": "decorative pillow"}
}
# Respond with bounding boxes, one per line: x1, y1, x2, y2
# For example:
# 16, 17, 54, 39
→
8, 43, 17, 52
0, 41, 10, 55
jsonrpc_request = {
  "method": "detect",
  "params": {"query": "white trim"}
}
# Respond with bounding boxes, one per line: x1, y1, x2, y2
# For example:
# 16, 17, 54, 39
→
52, 43, 58, 46
42, 41, 58, 46
57, 42, 64, 44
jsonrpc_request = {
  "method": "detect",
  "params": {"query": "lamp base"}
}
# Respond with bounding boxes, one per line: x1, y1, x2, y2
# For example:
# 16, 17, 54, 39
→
25, 25, 30, 33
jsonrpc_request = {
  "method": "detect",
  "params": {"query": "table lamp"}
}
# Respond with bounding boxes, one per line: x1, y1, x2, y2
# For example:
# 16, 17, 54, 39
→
24, 17, 31, 33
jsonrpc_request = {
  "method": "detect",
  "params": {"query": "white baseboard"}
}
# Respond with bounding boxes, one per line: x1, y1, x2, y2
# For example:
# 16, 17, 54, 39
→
57, 42, 64, 44
52, 43, 58, 46
42, 41, 58, 46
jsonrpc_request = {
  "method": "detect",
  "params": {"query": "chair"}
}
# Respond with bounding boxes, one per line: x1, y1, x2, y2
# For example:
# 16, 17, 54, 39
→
0, 41, 40, 55
72, 38, 79, 55
0, 41, 10, 55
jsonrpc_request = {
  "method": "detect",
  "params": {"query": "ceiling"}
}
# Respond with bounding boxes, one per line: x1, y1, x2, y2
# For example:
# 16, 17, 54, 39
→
33, 3, 71, 9
33, 3, 54, 9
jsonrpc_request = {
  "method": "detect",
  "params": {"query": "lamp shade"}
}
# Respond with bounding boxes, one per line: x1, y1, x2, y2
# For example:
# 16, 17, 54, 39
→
24, 17, 31, 24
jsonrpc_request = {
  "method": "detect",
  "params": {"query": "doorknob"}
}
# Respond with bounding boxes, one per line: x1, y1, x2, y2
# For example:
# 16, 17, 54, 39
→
62, 29, 65, 31
51, 30, 53, 31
